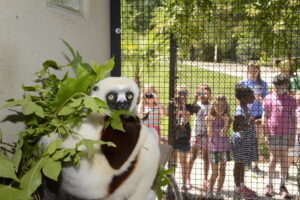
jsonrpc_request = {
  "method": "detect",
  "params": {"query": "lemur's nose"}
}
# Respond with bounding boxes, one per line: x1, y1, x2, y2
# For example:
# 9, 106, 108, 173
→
116, 101, 128, 110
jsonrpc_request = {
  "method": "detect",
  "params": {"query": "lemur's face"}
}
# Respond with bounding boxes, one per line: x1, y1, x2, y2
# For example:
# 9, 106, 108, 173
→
105, 90, 134, 111
92, 77, 139, 113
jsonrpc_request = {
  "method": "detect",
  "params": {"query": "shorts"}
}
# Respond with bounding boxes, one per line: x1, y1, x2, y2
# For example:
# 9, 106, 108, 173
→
190, 135, 208, 148
268, 134, 293, 147
173, 142, 191, 153
209, 151, 231, 164
288, 134, 299, 157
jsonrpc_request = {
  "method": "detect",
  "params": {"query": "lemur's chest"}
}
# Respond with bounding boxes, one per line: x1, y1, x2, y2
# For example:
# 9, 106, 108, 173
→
100, 116, 141, 170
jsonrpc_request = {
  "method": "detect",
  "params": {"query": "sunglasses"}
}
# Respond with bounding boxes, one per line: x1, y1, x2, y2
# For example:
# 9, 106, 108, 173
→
178, 91, 188, 95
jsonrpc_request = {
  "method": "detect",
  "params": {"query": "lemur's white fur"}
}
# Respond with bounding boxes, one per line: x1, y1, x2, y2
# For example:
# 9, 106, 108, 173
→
41, 77, 160, 200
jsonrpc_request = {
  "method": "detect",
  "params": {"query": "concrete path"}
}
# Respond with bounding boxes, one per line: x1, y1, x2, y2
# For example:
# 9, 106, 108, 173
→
181, 61, 281, 86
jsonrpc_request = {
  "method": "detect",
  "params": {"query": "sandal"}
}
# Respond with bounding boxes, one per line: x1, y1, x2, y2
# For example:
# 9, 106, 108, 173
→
181, 184, 192, 192
202, 180, 209, 191
265, 184, 275, 197
280, 185, 292, 199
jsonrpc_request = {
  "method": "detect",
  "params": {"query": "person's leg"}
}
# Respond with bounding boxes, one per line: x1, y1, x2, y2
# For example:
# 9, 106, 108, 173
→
217, 160, 226, 192
202, 147, 209, 181
233, 162, 243, 187
280, 146, 289, 186
252, 122, 263, 172
267, 145, 277, 195
209, 162, 219, 191
180, 151, 189, 185
186, 146, 198, 186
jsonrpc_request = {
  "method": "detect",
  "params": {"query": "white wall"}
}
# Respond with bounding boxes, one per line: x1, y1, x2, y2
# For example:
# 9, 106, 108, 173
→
0, 0, 110, 142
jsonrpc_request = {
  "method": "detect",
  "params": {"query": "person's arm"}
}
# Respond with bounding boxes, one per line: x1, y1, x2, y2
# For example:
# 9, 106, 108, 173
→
290, 110, 296, 146
233, 115, 244, 132
221, 115, 231, 137
261, 109, 269, 144
206, 115, 214, 137
158, 102, 168, 116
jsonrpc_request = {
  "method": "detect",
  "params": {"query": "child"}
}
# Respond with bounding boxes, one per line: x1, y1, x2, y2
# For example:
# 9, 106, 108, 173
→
205, 95, 231, 200
172, 85, 199, 191
232, 84, 258, 199
186, 84, 212, 191
138, 85, 168, 143
263, 74, 297, 199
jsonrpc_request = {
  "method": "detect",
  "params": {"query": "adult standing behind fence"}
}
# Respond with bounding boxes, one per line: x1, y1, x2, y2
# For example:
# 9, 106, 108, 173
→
239, 62, 268, 174
138, 85, 168, 144
172, 85, 200, 192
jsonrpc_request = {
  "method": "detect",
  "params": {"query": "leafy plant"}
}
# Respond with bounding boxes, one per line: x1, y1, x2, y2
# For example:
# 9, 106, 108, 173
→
0, 40, 118, 200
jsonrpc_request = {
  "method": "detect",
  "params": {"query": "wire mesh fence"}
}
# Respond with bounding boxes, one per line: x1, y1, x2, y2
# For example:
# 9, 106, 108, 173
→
120, 0, 300, 199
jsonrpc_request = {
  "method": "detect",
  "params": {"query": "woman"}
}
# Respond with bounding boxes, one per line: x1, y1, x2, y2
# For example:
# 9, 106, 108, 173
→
239, 62, 268, 174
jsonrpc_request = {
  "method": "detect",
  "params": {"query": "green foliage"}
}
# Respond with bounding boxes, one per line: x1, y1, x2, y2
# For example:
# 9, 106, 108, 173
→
155, 165, 174, 200
0, 40, 117, 199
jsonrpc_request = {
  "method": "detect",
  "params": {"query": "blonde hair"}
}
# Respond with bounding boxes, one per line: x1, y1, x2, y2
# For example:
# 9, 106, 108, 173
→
296, 90, 300, 104
208, 95, 230, 117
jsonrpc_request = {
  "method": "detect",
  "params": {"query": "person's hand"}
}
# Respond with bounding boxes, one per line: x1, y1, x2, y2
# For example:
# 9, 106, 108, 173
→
248, 116, 255, 125
288, 136, 295, 147
255, 95, 263, 103
264, 135, 269, 145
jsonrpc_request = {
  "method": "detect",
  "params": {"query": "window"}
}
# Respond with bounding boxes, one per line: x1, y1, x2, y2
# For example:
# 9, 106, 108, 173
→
47, 0, 81, 13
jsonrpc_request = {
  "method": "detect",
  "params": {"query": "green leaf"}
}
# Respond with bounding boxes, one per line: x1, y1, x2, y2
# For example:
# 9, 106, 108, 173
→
11, 137, 23, 172
0, 129, 2, 142
22, 102, 45, 118
0, 185, 31, 200
0, 159, 20, 182
76, 139, 115, 158
91, 58, 115, 83
105, 110, 132, 132
53, 74, 92, 108
43, 60, 60, 71
42, 158, 61, 181
68, 98, 83, 108
84, 96, 106, 113
0, 99, 27, 110
20, 158, 46, 196
44, 139, 63, 156
57, 106, 75, 116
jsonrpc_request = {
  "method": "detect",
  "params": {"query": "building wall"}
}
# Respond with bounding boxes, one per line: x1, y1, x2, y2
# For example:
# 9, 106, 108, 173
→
0, 0, 110, 142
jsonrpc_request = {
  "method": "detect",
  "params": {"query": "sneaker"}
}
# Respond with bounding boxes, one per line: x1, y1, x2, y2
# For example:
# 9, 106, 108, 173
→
280, 185, 292, 199
234, 188, 255, 199
242, 185, 257, 196
251, 166, 264, 175
206, 190, 215, 200
265, 184, 275, 197
215, 191, 224, 200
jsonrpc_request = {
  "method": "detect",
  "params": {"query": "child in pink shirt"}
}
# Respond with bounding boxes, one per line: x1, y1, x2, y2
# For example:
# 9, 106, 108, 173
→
262, 74, 297, 199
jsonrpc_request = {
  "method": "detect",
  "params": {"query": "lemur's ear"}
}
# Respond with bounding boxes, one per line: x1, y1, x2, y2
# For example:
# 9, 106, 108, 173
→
93, 85, 99, 92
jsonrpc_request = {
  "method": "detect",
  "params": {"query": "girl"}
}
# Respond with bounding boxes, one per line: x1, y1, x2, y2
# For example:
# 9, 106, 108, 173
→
186, 84, 212, 191
263, 74, 297, 199
232, 84, 258, 199
240, 62, 268, 174
205, 95, 231, 200
138, 85, 168, 143
172, 85, 199, 191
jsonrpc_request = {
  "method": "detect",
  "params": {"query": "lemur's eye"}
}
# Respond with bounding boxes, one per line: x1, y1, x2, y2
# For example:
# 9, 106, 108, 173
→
127, 93, 133, 100
108, 94, 115, 100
